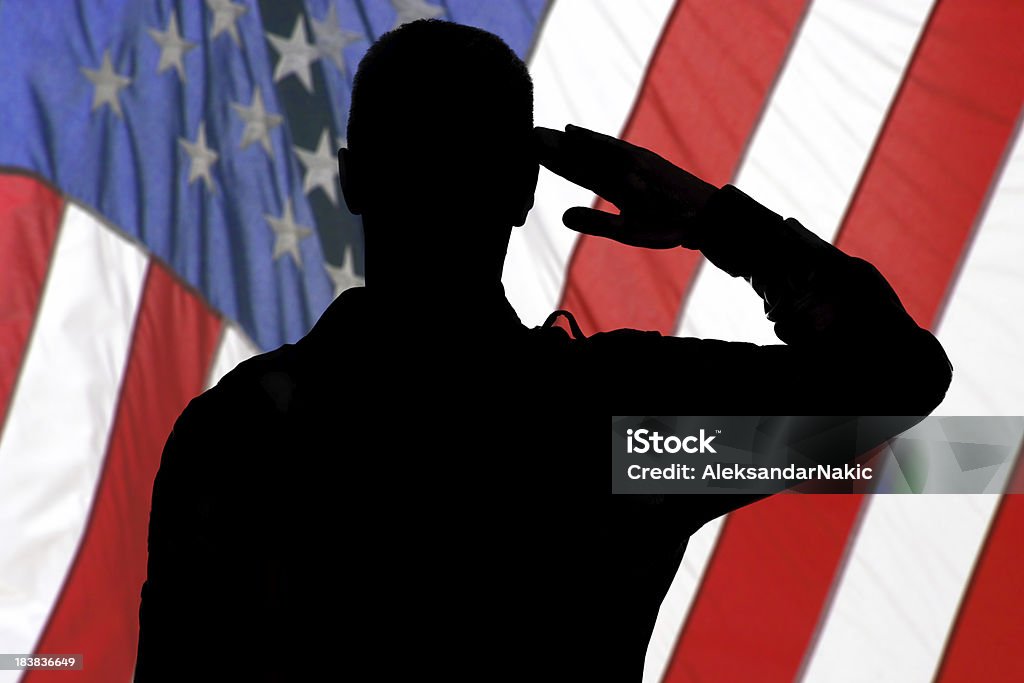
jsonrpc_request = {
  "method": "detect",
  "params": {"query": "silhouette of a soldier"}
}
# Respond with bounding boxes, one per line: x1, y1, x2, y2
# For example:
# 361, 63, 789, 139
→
137, 20, 950, 682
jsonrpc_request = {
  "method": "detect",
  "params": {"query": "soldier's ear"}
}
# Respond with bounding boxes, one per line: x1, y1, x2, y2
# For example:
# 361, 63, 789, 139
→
338, 147, 364, 216
512, 160, 539, 228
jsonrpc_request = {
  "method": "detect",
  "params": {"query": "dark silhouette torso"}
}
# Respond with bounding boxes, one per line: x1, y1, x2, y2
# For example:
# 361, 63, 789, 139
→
137, 186, 952, 682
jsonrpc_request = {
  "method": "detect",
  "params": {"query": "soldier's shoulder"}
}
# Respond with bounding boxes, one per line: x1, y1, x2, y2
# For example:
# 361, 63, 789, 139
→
178, 342, 301, 430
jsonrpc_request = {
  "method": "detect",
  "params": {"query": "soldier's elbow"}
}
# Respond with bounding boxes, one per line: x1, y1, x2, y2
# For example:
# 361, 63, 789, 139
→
890, 328, 953, 415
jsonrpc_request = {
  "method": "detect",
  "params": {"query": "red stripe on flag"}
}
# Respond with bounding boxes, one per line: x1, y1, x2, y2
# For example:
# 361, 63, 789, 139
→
661, 2, 1024, 680
0, 172, 62, 428
558, 0, 809, 335
834, 0, 1024, 328
25, 261, 221, 682
661, 496, 862, 682
833, 4, 1024, 671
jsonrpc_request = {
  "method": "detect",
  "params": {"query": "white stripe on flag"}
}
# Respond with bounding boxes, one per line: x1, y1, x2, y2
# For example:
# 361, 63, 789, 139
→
205, 322, 260, 390
934, 119, 1024, 416
677, 0, 936, 344
504, 0, 677, 326
798, 495, 1002, 683
798, 123, 1024, 683
0, 204, 147, 676
643, 517, 725, 683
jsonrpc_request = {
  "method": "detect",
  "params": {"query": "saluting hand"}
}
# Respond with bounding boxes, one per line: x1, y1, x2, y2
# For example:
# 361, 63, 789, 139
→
533, 124, 718, 250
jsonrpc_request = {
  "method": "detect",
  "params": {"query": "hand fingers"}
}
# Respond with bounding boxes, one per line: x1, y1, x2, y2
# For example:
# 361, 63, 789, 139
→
533, 127, 568, 172
534, 127, 590, 182
564, 207, 684, 249
562, 206, 627, 240
564, 124, 638, 162
534, 126, 632, 201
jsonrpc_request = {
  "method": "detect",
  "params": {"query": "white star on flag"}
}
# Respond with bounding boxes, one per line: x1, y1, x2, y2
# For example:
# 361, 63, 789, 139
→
265, 199, 313, 268
266, 17, 320, 93
294, 129, 340, 204
390, 0, 444, 29
325, 245, 364, 298
80, 50, 131, 118
311, 3, 363, 73
179, 122, 219, 193
148, 12, 196, 82
232, 86, 284, 157
206, 0, 247, 45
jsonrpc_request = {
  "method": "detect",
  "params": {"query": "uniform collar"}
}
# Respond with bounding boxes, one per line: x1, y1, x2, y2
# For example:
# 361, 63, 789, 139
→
304, 284, 528, 347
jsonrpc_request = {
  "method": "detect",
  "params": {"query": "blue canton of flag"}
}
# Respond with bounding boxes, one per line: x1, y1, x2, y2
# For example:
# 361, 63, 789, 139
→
0, 0, 545, 351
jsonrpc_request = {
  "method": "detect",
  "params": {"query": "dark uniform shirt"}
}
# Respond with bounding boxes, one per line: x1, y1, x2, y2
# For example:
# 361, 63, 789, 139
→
136, 186, 951, 681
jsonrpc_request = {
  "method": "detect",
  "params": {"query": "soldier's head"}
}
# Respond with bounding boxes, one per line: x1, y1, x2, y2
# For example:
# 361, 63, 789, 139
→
341, 19, 537, 288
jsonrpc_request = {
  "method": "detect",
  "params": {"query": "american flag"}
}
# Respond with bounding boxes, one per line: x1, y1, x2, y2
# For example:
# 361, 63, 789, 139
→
0, 1, 1021, 681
